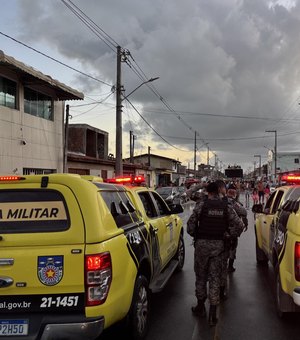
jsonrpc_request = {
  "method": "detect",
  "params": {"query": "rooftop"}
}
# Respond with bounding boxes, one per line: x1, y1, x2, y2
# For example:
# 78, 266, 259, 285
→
0, 50, 84, 101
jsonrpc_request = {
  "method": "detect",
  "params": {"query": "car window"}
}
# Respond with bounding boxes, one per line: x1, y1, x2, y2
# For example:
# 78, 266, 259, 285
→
151, 192, 170, 216
138, 192, 158, 218
264, 191, 276, 211
271, 190, 284, 214
286, 187, 300, 201
100, 190, 140, 228
118, 191, 141, 222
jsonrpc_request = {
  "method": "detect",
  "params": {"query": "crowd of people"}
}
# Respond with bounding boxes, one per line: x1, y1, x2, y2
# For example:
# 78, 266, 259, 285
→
186, 179, 250, 327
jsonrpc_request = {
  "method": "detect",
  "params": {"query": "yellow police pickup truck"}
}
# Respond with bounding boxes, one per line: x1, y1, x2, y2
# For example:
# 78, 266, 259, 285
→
253, 183, 300, 316
0, 174, 184, 339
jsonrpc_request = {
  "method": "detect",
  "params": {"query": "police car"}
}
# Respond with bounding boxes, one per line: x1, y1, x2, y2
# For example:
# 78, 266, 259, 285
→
253, 175, 300, 316
0, 174, 184, 339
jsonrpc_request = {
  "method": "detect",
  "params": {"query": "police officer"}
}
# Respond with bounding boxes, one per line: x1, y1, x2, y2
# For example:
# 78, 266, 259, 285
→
215, 181, 247, 299
186, 182, 207, 202
187, 182, 244, 326
226, 184, 248, 272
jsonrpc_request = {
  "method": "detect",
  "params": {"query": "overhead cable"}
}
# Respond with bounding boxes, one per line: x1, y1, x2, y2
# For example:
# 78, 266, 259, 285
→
0, 31, 112, 87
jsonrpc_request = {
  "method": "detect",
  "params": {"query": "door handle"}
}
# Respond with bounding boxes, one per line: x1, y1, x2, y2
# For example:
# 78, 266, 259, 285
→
263, 221, 267, 224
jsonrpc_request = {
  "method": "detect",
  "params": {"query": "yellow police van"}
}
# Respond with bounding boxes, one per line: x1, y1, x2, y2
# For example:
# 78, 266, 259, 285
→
0, 174, 184, 339
253, 176, 300, 316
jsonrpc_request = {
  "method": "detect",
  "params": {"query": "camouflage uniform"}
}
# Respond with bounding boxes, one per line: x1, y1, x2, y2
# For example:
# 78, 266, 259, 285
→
187, 196, 244, 306
186, 184, 207, 202
221, 197, 248, 286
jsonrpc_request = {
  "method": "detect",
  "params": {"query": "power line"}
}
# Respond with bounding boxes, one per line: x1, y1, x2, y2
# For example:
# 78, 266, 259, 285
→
162, 130, 300, 142
70, 90, 115, 107
0, 31, 113, 87
143, 108, 300, 122
71, 91, 114, 118
125, 98, 190, 152
60, 0, 118, 53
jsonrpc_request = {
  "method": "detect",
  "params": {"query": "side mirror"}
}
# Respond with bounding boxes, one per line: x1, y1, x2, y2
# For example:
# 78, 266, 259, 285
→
252, 204, 263, 214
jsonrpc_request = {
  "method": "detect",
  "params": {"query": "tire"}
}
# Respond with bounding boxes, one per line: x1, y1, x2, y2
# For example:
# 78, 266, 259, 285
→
174, 234, 185, 272
255, 229, 268, 266
127, 275, 150, 340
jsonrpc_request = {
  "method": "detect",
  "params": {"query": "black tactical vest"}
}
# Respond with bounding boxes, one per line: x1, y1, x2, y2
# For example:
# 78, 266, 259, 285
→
196, 199, 229, 240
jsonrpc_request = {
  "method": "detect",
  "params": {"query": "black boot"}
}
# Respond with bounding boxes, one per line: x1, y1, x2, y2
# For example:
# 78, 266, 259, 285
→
228, 259, 236, 273
220, 285, 227, 300
191, 299, 206, 317
208, 305, 218, 326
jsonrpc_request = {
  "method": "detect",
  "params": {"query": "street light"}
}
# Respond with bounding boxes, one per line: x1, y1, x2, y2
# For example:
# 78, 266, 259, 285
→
254, 155, 261, 177
265, 130, 277, 182
122, 77, 159, 101
115, 76, 159, 176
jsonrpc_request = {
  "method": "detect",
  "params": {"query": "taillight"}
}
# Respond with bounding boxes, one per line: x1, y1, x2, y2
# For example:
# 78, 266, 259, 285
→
85, 252, 112, 306
295, 242, 300, 281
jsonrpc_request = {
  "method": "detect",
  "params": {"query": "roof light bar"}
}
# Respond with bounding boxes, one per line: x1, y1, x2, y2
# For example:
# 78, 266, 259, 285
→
0, 176, 25, 181
105, 175, 145, 185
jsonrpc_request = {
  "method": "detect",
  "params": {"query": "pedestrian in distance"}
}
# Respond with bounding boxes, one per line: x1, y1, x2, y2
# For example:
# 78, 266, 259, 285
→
257, 180, 265, 205
264, 184, 270, 201
187, 182, 244, 327
244, 182, 251, 209
252, 188, 259, 206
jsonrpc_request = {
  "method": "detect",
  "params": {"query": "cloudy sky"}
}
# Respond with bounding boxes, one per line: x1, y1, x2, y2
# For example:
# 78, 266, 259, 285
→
1, 0, 300, 173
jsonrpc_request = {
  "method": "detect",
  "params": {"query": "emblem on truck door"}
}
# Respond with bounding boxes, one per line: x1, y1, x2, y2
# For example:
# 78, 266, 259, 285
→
37, 256, 64, 286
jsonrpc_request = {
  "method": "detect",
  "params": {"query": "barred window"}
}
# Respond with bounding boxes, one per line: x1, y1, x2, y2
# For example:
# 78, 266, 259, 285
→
24, 87, 53, 120
0, 76, 17, 109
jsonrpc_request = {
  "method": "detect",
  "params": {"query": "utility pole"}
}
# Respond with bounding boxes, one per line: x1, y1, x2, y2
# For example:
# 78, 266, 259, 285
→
115, 46, 123, 176
206, 144, 210, 166
194, 131, 197, 172
63, 104, 70, 173
266, 130, 277, 182
148, 146, 151, 166
214, 154, 217, 176
130, 131, 133, 163
254, 155, 261, 177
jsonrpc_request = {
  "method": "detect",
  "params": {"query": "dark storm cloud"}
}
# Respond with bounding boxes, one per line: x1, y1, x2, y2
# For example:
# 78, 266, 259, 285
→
16, 0, 300, 170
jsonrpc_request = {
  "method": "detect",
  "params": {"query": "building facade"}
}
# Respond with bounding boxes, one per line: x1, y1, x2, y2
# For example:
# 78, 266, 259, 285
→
267, 151, 300, 181
0, 50, 83, 175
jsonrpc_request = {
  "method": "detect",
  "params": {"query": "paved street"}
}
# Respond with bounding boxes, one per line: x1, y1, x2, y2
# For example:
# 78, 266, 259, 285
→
101, 197, 300, 340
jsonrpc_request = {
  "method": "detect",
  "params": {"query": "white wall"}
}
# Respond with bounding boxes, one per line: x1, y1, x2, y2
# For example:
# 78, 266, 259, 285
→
0, 92, 64, 175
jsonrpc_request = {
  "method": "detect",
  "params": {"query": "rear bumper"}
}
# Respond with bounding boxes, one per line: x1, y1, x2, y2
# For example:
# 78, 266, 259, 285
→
0, 314, 104, 340
293, 287, 300, 306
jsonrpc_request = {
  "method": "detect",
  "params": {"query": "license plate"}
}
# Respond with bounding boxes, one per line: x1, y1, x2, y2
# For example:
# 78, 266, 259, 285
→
0, 320, 28, 336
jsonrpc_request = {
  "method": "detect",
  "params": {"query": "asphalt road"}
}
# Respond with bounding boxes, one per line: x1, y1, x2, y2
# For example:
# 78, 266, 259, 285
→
101, 196, 300, 340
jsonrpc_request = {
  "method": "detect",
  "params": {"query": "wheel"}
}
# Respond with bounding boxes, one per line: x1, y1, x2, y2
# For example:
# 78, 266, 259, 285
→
255, 229, 268, 266
128, 275, 150, 340
174, 234, 185, 272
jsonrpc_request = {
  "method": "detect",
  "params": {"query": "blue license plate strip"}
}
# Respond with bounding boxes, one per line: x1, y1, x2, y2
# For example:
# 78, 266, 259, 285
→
0, 320, 28, 336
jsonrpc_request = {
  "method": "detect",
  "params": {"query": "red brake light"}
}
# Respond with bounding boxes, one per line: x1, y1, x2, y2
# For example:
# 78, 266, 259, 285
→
85, 252, 112, 306
295, 242, 300, 281
86, 254, 111, 271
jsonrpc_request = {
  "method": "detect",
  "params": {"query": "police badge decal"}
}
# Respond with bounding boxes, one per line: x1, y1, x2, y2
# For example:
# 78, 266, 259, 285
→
37, 256, 64, 286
